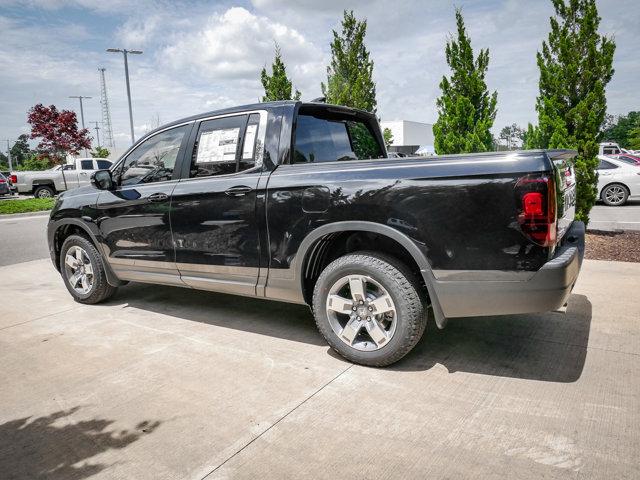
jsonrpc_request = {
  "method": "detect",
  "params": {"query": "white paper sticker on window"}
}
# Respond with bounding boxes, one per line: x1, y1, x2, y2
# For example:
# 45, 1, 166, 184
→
196, 128, 239, 163
242, 124, 258, 159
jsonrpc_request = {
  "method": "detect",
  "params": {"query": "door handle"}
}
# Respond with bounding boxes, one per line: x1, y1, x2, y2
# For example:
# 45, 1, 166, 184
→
225, 185, 252, 197
148, 192, 169, 203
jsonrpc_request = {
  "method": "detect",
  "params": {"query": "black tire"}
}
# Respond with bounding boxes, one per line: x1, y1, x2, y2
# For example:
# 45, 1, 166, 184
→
34, 185, 55, 198
601, 183, 629, 206
312, 252, 428, 367
60, 234, 117, 304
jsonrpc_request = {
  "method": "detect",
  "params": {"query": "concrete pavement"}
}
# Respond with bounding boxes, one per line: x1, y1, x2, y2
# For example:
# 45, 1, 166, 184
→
0, 258, 638, 479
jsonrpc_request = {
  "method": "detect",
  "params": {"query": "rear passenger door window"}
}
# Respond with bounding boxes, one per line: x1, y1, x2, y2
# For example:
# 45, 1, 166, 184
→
190, 114, 260, 178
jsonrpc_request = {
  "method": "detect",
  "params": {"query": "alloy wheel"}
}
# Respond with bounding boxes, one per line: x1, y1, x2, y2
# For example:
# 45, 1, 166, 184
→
325, 274, 397, 351
64, 246, 94, 295
604, 185, 626, 205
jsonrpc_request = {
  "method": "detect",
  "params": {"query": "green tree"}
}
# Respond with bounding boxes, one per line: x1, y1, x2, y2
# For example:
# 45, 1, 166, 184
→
322, 10, 377, 113
90, 146, 111, 158
10, 134, 33, 166
260, 44, 301, 102
498, 124, 525, 150
433, 9, 497, 154
15, 154, 52, 171
523, 122, 543, 149
533, 0, 615, 224
382, 127, 394, 148
628, 120, 640, 150
600, 111, 640, 148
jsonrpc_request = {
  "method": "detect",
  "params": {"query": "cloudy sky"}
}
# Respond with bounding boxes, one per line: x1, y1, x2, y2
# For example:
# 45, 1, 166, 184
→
0, 0, 638, 154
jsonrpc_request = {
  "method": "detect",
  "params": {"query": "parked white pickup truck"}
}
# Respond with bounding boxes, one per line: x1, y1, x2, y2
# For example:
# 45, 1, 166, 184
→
12, 158, 112, 198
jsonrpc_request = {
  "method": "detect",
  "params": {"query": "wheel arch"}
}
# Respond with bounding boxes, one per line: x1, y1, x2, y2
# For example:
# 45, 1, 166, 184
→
296, 221, 446, 327
51, 219, 123, 287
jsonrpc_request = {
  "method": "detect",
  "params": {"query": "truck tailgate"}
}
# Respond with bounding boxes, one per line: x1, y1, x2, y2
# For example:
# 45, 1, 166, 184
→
549, 151, 577, 242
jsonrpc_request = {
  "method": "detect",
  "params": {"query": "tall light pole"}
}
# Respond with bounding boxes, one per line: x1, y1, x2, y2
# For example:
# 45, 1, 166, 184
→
69, 95, 92, 130
107, 48, 142, 144
91, 121, 101, 147
69, 95, 92, 157
3, 139, 12, 171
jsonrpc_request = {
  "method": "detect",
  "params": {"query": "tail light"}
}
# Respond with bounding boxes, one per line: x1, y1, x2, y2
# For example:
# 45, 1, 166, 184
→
10, 174, 17, 184
0, 178, 5, 184
516, 175, 556, 247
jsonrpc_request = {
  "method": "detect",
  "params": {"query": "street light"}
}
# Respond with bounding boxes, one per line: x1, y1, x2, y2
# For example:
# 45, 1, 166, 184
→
68, 95, 92, 130
69, 96, 92, 157
107, 48, 143, 144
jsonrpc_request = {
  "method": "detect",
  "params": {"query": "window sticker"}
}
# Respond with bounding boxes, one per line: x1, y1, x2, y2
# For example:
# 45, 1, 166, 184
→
243, 124, 258, 159
196, 128, 239, 163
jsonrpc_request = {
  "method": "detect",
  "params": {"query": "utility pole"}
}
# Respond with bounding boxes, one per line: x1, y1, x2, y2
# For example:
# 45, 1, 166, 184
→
69, 95, 92, 157
3, 139, 12, 171
91, 121, 101, 147
106, 48, 143, 144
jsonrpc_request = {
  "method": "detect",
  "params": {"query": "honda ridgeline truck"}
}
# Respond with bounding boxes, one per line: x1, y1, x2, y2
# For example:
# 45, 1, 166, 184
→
47, 101, 584, 366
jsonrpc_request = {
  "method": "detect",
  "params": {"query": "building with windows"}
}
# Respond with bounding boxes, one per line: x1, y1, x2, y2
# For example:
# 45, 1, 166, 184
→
380, 120, 434, 156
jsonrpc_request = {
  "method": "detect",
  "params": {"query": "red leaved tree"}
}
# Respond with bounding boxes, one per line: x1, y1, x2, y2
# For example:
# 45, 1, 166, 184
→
27, 104, 92, 189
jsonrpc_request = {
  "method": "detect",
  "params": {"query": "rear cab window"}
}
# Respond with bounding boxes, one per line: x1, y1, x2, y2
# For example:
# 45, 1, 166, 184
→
292, 106, 384, 164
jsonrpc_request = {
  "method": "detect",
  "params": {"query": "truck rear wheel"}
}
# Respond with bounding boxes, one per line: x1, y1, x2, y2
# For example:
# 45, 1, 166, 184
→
60, 235, 117, 304
34, 185, 55, 198
312, 252, 428, 367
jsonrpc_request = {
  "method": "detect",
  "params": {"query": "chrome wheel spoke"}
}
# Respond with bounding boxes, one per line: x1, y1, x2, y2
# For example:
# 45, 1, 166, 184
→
348, 276, 366, 302
365, 319, 389, 346
340, 317, 363, 345
69, 272, 81, 288
84, 263, 93, 275
75, 248, 83, 262
80, 275, 90, 292
65, 254, 77, 269
369, 294, 394, 315
327, 295, 354, 315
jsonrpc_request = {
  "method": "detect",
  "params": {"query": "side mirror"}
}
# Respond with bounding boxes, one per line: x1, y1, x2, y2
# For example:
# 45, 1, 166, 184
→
91, 169, 114, 190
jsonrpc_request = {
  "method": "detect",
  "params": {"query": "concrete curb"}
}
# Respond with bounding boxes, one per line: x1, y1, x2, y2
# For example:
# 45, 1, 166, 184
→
0, 210, 51, 219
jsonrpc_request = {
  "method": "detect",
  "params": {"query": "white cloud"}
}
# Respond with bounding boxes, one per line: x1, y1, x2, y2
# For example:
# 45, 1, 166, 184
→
0, 0, 639, 147
161, 6, 324, 88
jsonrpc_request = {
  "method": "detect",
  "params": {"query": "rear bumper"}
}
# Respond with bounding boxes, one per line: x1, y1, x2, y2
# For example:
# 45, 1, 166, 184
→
431, 221, 585, 319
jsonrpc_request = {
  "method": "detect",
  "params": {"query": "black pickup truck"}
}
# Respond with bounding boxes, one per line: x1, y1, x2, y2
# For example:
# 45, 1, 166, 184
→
47, 101, 584, 366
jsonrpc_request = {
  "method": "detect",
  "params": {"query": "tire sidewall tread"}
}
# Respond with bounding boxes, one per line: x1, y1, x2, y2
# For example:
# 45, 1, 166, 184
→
312, 251, 428, 367
60, 234, 117, 304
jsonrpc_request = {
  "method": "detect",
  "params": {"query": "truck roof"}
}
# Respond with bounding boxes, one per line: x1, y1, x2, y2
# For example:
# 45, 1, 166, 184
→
142, 101, 375, 139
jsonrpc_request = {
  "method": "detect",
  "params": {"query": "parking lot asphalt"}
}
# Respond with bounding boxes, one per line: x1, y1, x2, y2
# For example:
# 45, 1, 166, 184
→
0, 213, 49, 266
590, 199, 640, 231
0, 258, 638, 479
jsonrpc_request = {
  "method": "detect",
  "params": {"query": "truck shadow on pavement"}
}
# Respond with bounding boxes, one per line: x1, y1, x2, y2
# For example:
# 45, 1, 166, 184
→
116, 284, 591, 384
392, 294, 592, 382
0, 406, 160, 480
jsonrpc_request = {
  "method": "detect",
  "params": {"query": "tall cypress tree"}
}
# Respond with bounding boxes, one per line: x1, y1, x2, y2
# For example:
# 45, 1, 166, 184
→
322, 10, 377, 113
261, 44, 301, 102
433, 8, 497, 154
532, 0, 615, 224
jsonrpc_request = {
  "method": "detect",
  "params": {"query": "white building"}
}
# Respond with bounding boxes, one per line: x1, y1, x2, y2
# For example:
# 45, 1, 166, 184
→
380, 120, 434, 155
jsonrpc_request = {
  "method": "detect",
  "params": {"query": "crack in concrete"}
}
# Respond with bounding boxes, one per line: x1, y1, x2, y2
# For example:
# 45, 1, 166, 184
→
200, 363, 354, 479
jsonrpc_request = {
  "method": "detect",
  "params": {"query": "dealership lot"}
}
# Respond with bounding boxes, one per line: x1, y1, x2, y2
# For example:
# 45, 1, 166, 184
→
0, 258, 638, 479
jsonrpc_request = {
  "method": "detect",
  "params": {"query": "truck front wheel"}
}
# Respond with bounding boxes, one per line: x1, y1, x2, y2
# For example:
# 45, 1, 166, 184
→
312, 252, 428, 367
34, 185, 55, 198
